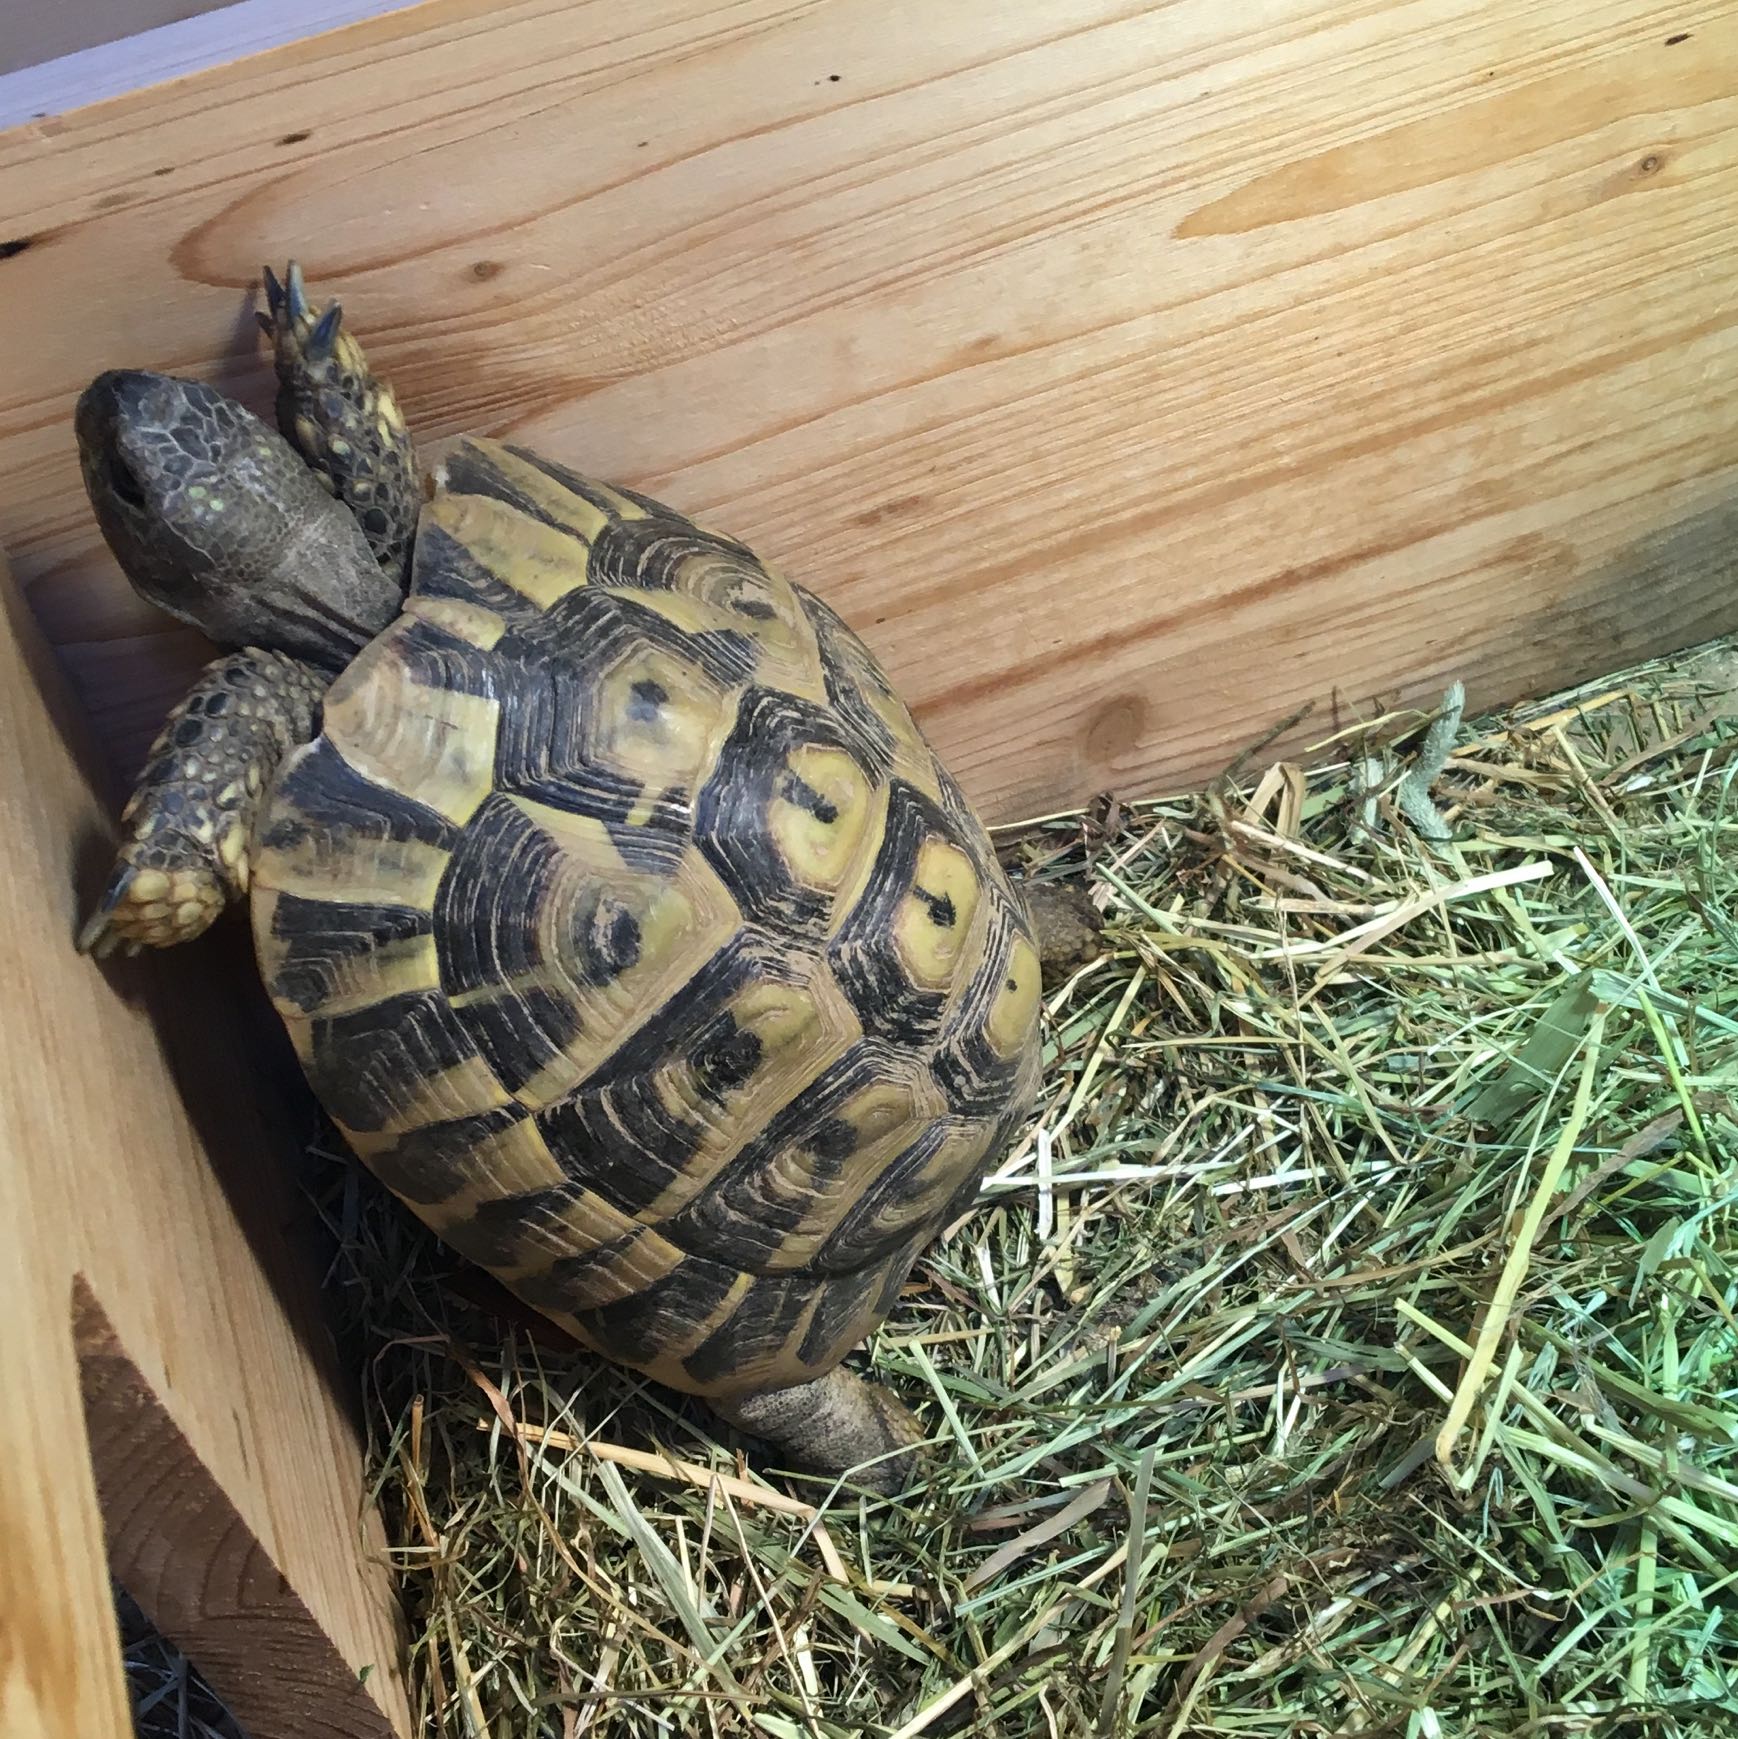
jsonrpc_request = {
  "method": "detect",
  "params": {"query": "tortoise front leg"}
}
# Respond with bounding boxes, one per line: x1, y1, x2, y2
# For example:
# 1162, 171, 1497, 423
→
261, 262, 420, 587
78, 649, 327, 957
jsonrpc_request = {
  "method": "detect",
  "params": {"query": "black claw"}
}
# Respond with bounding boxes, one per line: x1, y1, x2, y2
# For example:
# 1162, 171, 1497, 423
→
309, 301, 343, 356
262, 262, 285, 318
286, 259, 309, 321
255, 310, 275, 336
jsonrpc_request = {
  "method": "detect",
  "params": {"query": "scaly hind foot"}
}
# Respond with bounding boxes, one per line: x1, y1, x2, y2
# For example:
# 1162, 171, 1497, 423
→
260, 261, 420, 585
1019, 878, 1105, 987
716, 1366, 928, 1495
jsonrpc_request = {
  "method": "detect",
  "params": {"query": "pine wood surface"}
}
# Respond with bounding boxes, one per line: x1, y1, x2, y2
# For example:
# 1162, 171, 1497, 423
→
0, 550, 410, 1738
1, 0, 1735, 825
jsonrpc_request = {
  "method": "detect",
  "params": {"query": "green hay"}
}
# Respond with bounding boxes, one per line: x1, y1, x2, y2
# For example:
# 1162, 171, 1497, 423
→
313, 639, 1738, 1738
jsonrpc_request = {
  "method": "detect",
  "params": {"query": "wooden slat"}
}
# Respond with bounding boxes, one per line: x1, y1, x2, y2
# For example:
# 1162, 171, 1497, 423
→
1, 0, 1736, 823
0, 551, 411, 1739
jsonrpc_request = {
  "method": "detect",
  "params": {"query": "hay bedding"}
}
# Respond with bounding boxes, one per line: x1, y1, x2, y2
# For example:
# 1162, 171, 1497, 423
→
286, 639, 1738, 1739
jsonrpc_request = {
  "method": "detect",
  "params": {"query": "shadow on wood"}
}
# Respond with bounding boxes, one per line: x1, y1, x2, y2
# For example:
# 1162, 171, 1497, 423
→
0, 549, 410, 1739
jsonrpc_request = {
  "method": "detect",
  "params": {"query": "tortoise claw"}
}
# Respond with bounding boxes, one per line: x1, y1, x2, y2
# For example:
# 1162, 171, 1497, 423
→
76, 859, 225, 957
286, 258, 309, 321
262, 261, 285, 318
308, 301, 344, 357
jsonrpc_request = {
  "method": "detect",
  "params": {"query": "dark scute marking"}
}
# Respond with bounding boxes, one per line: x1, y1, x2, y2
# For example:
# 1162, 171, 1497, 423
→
935, 761, 999, 881
268, 894, 432, 1015
943, 1100, 1024, 1226
453, 985, 583, 1098
500, 444, 649, 521
603, 905, 642, 971
691, 1017, 763, 1104
434, 793, 559, 995
511, 1231, 654, 1314
812, 1122, 960, 1275
263, 738, 462, 855
536, 1079, 704, 1219
443, 442, 622, 540
532, 586, 759, 688
828, 780, 960, 1044
920, 889, 957, 928
660, 1047, 908, 1272
491, 602, 699, 862
685, 627, 761, 685
932, 904, 1036, 1119
682, 1274, 816, 1389
628, 678, 667, 720
579, 935, 769, 1090
780, 769, 838, 825
932, 1004, 1028, 1115
578, 510, 768, 608
694, 686, 874, 933
808, 1117, 858, 1164
535, 941, 798, 1225
874, 1251, 914, 1315
442, 1182, 594, 1271
0, 238, 33, 261
305, 991, 478, 1134
365, 1106, 527, 1206
572, 1256, 741, 1372
507, 450, 766, 574
604, 787, 693, 875
411, 520, 546, 623
796, 590, 898, 781
555, 887, 645, 991
390, 615, 508, 699
489, 645, 589, 792
796, 1264, 882, 1367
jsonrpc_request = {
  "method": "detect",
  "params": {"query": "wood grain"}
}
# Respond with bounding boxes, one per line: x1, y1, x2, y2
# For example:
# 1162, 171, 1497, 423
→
0, 550, 410, 1739
2, 0, 1737, 824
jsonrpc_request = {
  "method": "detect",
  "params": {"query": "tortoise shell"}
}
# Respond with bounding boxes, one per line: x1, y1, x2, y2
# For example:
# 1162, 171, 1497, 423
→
251, 438, 1042, 1399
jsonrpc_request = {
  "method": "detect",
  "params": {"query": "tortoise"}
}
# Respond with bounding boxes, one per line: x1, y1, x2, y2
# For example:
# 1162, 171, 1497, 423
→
73, 264, 1100, 1491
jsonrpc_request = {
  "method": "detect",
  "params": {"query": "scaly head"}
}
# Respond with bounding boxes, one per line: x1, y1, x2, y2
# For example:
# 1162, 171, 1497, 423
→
75, 369, 402, 669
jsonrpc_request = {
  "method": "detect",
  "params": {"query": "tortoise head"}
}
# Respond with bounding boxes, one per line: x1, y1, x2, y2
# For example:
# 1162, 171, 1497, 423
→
75, 369, 402, 669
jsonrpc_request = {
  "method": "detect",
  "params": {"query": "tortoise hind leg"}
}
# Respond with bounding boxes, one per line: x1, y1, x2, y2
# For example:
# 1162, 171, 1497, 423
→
260, 261, 420, 587
78, 650, 327, 957
1019, 878, 1104, 987
715, 1369, 926, 1496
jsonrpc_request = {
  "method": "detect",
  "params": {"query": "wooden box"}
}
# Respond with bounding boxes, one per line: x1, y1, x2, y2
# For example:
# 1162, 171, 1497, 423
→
2, 3, 1735, 1734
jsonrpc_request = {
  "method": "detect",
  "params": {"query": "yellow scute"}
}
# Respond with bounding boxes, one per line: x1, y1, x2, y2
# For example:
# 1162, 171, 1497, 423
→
322, 636, 501, 825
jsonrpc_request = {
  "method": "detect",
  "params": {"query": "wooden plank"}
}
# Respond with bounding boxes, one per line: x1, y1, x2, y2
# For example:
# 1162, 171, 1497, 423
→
0, 551, 411, 1739
1, 0, 1736, 825
0, 1053, 133, 1739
